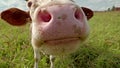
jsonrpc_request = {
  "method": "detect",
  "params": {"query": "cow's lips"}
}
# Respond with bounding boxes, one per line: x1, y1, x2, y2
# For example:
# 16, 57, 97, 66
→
44, 37, 80, 45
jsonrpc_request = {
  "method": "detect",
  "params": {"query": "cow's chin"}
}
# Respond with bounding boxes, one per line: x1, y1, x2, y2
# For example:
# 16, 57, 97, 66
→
40, 38, 82, 55
44, 38, 80, 45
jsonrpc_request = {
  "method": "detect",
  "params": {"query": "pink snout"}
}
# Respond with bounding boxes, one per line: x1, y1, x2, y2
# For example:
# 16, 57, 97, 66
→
33, 4, 89, 45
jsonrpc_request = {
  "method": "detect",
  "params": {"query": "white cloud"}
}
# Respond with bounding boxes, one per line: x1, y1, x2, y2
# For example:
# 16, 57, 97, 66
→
75, 0, 120, 11
1, 0, 16, 6
88, 0, 104, 3
0, 0, 27, 11
0, 0, 120, 11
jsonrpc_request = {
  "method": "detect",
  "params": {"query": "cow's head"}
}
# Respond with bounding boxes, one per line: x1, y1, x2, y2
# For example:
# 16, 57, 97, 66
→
1, 0, 93, 47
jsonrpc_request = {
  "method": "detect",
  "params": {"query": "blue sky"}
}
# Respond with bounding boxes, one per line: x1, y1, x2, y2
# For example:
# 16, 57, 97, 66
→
0, 0, 120, 11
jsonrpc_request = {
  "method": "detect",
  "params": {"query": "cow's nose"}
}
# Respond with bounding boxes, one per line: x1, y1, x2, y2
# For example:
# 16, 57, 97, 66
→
34, 4, 88, 41
36, 4, 84, 23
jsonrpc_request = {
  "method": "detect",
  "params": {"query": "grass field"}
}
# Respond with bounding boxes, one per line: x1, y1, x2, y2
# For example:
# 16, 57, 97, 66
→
0, 11, 120, 68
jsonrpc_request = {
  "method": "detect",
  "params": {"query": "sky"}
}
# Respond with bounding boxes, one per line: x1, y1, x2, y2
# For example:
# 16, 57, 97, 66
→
0, 0, 120, 11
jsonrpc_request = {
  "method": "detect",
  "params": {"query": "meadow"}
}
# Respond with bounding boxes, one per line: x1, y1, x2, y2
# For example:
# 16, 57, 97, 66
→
0, 11, 120, 68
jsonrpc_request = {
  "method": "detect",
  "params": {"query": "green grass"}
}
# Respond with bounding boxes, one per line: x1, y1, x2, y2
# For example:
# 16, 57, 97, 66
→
0, 11, 120, 68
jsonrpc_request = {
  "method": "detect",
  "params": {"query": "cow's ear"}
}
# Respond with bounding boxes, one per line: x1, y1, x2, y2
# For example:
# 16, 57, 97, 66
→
81, 7, 94, 20
1, 8, 31, 26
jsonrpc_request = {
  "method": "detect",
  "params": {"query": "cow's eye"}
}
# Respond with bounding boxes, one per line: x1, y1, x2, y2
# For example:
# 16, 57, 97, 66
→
27, 1, 32, 8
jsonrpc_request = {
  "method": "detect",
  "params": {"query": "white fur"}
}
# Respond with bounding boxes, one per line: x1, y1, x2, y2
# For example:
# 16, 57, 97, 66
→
27, 0, 89, 68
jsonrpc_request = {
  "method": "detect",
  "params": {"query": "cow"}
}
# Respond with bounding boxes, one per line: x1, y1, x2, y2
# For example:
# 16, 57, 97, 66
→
1, 0, 93, 68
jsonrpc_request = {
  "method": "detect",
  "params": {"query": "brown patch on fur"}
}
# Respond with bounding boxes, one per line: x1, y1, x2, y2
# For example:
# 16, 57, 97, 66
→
81, 7, 93, 20
1, 8, 30, 26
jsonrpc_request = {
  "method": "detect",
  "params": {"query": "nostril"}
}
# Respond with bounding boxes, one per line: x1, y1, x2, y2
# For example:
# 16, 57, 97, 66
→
37, 10, 51, 22
74, 8, 82, 20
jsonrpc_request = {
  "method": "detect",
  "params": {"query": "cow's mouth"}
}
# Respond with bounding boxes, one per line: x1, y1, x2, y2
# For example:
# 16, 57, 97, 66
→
43, 37, 82, 45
